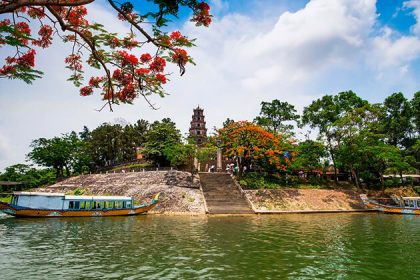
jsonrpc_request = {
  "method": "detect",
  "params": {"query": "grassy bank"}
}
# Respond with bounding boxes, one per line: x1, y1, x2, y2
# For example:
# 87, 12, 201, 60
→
238, 172, 335, 190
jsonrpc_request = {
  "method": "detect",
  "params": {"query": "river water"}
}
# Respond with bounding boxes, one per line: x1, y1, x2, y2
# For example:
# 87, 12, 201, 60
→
0, 213, 418, 279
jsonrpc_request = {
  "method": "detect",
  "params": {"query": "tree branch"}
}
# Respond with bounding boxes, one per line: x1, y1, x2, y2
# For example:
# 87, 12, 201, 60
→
0, 0, 95, 14
46, 5, 115, 110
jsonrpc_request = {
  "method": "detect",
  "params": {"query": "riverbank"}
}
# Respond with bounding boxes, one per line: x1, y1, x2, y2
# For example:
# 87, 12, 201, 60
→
244, 189, 366, 212
26, 171, 379, 214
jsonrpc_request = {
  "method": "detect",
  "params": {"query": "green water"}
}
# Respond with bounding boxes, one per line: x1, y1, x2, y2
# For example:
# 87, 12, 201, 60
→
0, 213, 418, 279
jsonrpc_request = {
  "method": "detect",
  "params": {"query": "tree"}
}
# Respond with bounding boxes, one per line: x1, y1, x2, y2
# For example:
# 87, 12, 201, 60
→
0, 163, 55, 188
411, 91, 420, 134
380, 92, 414, 148
0, 1, 211, 109
88, 123, 124, 167
254, 99, 299, 134
291, 140, 326, 172
27, 132, 84, 178
301, 91, 367, 182
164, 143, 194, 168
218, 121, 294, 176
143, 118, 182, 166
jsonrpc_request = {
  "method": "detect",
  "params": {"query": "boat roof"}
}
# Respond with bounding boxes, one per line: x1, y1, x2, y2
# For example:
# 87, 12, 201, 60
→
13, 192, 65, 196
13, 192, 132, 200
402, 197, 420, 200
65, 195, 132, 201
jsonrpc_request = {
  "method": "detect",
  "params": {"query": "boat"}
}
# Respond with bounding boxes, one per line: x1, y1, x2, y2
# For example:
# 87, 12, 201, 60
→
0, 192, 160, 218
360, 194, 420, 215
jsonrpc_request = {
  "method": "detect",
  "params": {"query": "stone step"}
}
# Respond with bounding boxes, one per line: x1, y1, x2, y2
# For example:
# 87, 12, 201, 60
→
199, 173, 253, 214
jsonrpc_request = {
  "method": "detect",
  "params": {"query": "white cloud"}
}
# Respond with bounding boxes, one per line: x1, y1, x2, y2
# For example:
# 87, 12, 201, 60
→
404, 0, 420, 35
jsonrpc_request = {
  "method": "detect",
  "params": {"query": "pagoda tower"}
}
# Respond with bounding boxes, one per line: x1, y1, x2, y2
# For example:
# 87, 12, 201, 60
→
189, 106, 207, 144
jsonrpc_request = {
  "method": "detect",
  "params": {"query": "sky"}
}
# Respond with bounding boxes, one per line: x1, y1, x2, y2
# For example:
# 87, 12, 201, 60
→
0, 0, 420, 171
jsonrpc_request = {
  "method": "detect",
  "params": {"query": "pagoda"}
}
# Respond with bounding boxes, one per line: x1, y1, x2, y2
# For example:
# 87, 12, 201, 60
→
189, 106, 207, 144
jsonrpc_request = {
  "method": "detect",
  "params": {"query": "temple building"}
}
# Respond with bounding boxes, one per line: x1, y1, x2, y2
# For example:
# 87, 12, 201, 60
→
189, 106, 207, 144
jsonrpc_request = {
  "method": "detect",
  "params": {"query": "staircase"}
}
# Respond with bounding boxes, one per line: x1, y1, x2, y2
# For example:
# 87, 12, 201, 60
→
199, 173, 254, 214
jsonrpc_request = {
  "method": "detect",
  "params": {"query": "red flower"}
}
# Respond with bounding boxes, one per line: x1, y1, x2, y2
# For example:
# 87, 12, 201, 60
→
115, 50, 138, 66
18, 49, 36, 67
32, 25, 53, 48
65, 54, 82, 71
192, 2, 212, 27
88, 76, 103, 87
171, 48, 188, 66
169, 31, 189, 45
156, 73, 167, 84
80, 86, 93, 96
135, 68, 150, 75
140, 53, 152, 63
149, 57, 166, 72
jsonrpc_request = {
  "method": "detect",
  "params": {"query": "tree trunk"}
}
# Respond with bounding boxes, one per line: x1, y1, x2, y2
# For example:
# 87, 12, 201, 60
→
380, 174, 385, 192
351, 169, 360, 189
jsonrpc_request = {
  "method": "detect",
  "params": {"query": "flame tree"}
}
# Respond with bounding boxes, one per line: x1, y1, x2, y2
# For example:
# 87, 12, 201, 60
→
0, 0, 211, 110
218, 121, 295, 176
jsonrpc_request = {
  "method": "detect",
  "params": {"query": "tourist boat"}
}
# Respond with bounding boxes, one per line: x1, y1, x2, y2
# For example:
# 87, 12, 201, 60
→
360, 194, 420, 215
0, 192, 160, 218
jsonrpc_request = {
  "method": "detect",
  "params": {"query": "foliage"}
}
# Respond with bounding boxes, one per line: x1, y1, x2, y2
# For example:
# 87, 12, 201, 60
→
27, 132, 87, 178
254, 99, 299, 134
291, 140, 326, 172
0, 164, 55, 188
111, 162, 152, 171
218, 121, 295, 175
72, 188, 85, 195
0, 0, 211, 109
238, 172, 324, 189
143, 118, 182, 166
164, 143, 195, 167
380, 92, 414, 148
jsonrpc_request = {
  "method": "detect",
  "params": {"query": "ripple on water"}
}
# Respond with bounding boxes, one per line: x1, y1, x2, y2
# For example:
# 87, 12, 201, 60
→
0, 214, 419, 279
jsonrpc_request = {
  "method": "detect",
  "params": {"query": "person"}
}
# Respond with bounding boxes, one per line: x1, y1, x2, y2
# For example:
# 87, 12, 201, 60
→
225, 164, 230, 173
210, 165, 215, 173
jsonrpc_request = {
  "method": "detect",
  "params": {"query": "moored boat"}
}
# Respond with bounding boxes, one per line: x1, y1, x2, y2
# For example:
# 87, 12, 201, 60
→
0, 192, 160, 218
360, 194, 420, 215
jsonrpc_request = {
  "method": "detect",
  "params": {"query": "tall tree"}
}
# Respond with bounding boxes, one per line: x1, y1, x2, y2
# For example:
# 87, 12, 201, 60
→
254, 99, 299, 134
301, 91, 367, 182
380, 92, 414, 149
143, 118, 182, 166
291, 140, 326, 172
218, 121, 294, 176
0, 1, 211, 109
28, 132, 84, 178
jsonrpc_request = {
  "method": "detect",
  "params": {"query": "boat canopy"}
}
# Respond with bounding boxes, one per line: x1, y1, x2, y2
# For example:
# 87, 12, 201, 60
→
13, 192, 132, 201
13, 192, 65, 197
65, 195, 132, 201
402, 197, 420, 200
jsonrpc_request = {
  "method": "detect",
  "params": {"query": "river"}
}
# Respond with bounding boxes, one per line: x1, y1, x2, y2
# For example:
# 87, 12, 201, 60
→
0, 213, 418, 279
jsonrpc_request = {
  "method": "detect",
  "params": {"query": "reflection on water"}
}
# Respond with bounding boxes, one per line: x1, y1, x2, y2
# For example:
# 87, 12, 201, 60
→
0, 213, 419, 279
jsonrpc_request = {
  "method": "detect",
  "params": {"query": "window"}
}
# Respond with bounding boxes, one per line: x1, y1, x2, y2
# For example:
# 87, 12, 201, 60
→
127, 201, 132, 208
85, 201, 91, 209
74, 201, 80, 209
69, 201, 75, 209
404, 200, 414, 208
80, 201, 86, 210
417, 200, 420, 209
123, 201, 127, 208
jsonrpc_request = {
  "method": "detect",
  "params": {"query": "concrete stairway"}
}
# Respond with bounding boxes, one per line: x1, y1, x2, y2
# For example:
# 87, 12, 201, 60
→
199, 173, 254, 214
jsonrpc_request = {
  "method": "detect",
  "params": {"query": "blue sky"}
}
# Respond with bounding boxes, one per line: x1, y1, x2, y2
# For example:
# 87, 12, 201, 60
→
0, 0, 419, 172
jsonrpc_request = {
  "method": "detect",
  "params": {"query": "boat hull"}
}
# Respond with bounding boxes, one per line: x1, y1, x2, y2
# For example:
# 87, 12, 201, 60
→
0, 194, 160, 218
360, 194, 420, 215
